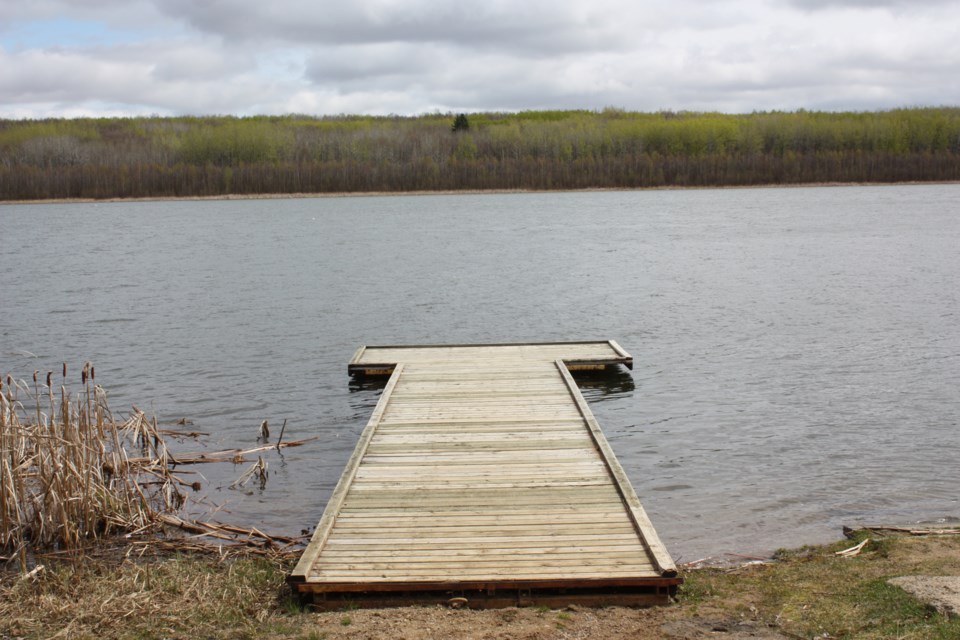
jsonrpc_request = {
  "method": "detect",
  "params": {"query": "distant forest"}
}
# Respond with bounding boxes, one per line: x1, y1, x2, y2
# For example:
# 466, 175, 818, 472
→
2, 108, 959, 200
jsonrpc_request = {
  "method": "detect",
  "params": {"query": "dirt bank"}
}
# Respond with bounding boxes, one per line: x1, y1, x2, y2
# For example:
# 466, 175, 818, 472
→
3, 531, 960, 639
3, 181, 958, 206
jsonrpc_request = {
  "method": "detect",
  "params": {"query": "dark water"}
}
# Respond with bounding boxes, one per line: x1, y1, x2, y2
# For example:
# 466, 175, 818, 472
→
2, 184, 958, 561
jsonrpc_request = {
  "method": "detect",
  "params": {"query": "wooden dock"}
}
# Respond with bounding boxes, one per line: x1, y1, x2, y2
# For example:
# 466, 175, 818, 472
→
289, 341, 680, 608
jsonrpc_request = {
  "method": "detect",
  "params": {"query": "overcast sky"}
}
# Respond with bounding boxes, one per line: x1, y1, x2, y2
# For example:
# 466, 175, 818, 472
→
1, 0, 959, 118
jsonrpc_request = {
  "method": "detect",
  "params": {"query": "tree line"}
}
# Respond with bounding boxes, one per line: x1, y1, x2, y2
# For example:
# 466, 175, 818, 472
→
1, 108, 959, 200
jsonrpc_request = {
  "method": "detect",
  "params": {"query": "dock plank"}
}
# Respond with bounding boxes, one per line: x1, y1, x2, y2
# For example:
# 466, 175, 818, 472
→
289, 341, 678, 608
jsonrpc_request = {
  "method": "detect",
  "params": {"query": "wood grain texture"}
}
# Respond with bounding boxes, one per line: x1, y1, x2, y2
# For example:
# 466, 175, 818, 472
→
290, 341, 677, 605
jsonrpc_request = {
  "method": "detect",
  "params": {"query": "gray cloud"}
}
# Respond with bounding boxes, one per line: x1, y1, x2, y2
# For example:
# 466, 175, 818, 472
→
306, 43, 436, 84
152, 0, 633, 54
0, 0, 959, 117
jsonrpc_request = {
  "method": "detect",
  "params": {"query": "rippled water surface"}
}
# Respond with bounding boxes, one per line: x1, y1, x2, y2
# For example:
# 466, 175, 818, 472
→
2, 185, 958, 560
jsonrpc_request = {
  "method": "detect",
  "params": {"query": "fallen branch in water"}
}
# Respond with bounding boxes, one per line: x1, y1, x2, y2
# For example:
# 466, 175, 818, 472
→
157, 429, 209, 438
132, 537, 303, 558
156, 515, 236, 541
128, 436, 318, 466
229, 457, 268, 490
194, 521, 302, 545
153, 514, 307, 556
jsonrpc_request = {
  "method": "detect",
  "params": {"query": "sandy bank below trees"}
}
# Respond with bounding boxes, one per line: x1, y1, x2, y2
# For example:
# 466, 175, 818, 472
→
3, 180, 959, 206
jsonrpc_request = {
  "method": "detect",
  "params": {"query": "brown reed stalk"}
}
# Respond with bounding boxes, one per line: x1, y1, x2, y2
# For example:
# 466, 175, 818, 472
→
0, 367, 186, 563
229, 456, 269, 491
33, 370, 41, 427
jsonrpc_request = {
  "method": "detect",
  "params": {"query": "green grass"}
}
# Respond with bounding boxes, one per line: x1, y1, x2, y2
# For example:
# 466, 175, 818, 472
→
682, 535, 960, 639
1, 534, 958, 639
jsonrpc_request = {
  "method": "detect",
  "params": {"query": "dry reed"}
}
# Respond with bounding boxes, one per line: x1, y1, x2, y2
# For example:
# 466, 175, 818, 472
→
230, 457, 269, 491
0, 365, 184, 570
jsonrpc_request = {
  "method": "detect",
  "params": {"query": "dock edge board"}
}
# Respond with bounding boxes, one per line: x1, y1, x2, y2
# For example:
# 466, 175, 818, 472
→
348, 340, 633, 376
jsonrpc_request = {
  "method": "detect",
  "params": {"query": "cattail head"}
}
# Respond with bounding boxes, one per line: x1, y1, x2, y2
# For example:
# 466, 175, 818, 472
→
33, 370, 38, 383
90, 365, 95, 380
63, 362, 67, 379
82, 369, 87, 385
46, 372, 52, 387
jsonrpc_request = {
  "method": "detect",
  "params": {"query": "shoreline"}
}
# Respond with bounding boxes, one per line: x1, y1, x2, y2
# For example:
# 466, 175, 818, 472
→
3, 529, 958, 639
2, 180, 958, 206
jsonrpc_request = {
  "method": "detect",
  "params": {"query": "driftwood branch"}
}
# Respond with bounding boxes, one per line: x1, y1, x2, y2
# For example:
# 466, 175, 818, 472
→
127, 436, 318, 466
844, 525, 960, 539
153, 514, 308, 556
835, 539, 869, 557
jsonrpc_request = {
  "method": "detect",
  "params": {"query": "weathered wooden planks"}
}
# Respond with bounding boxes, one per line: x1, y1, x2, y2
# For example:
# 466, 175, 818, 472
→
289, 341, 679, 608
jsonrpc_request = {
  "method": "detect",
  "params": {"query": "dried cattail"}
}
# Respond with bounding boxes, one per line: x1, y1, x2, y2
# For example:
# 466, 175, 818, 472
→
33, 370, 38, 383
82, 369, 87, 385
258, 419, 269, 440
63, 362, 67, 379
2, 374, 191, 556
90, 365, 95, 380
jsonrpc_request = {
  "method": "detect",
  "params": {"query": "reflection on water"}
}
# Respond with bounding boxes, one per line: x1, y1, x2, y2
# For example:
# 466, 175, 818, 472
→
2, 185, 959, 559
347, 378, 387, 426
348, 375, 390, 393
572, 367, 637, 400
348, 367, 636, 398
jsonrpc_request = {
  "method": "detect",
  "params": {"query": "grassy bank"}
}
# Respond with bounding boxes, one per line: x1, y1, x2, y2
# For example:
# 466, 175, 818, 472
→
3, 532, 958, 639
2, 108, 960, 200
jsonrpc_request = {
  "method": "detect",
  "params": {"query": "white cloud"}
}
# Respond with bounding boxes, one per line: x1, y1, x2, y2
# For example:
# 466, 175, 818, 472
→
0, 0, 959, 117
784, 0, 956, 10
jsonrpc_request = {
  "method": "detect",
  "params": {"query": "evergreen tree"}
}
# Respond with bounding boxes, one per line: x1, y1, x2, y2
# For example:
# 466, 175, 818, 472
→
451, 113, 470, 132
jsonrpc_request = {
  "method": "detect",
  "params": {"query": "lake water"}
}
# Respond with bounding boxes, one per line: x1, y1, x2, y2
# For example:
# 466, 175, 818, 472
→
2, 184, 958, 561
